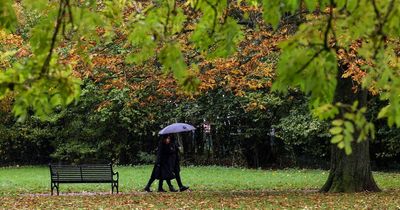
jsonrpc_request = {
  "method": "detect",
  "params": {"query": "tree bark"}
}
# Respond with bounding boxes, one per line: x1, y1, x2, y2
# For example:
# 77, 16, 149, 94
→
320, 67, 380, 192
320, 140, 380, 192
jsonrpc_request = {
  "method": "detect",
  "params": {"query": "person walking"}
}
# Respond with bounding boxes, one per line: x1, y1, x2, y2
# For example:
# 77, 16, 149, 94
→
169, 135, 189, 192
144, 135, 178, 192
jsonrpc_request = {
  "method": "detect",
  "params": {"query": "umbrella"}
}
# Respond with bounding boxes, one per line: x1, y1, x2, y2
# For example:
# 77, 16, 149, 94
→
158, 123, 196, 135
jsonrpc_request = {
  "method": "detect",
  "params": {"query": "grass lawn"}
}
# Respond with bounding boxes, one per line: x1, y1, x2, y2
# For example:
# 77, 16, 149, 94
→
1, 165, 400, 209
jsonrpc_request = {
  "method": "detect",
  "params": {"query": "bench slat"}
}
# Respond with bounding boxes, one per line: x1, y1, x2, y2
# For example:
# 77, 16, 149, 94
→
50, 164, 114, 182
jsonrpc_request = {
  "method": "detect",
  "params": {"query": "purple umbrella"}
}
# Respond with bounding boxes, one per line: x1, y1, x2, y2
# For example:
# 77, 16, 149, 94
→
158, 123, 196, 135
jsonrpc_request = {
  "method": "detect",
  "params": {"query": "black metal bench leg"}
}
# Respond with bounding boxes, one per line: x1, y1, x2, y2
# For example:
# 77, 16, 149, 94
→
111, 182, 118, 194
51, 182, 59, 196
55, 183, 59, 196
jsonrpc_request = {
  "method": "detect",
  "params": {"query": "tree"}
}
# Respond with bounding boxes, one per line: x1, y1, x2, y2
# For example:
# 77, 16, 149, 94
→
1, 0, 400, 192
270, 1, 399, 192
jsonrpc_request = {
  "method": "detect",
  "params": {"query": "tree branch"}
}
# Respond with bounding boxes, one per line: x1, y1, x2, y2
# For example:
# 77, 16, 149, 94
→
371, 0, 381, 19
66, 0, 74, 28
40, 0, 66, 77
371, 0, 395, 59
294, 48, 325, 74
164, 0, 171, 37
204, 0, 218, 35
324, 1, 334, 50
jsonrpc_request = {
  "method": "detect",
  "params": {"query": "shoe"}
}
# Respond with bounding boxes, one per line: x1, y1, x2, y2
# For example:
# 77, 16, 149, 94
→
169, 187, 178, 192
179, 186, 189, 192
157, 188, 167, 192
144, 187, 152, 192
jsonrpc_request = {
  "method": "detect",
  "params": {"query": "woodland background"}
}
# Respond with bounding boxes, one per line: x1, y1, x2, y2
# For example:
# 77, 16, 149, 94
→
1, 1, 399, 170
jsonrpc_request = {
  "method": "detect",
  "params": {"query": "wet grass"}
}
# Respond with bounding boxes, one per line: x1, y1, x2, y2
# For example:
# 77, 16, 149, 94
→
1, 165, 400, 209
0, 165, 328, 195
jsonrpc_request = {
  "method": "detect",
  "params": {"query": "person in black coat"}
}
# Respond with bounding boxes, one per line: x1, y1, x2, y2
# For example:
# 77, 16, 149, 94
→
169, 135, 189, 192
144, 135, 178, 192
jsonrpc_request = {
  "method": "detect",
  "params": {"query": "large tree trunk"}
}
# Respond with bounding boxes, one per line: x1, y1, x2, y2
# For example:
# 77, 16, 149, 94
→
320, 141, 380, 192
320, 67, 380, 192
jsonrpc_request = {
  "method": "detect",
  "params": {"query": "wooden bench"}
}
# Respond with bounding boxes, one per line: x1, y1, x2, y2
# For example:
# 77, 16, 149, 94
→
49, 164, 119, 195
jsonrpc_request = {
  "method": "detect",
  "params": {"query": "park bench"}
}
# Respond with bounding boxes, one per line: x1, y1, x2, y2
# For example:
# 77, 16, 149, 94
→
49, 164, 119, 195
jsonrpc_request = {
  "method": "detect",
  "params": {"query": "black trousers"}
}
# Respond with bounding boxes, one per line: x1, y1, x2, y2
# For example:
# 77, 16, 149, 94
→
175, 171, 184, 188
145, 177, 174, 190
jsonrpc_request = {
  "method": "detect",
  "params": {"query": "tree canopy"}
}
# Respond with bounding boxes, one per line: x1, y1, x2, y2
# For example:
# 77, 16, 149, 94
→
1, 0, 400, 192
1, 1, 399, 152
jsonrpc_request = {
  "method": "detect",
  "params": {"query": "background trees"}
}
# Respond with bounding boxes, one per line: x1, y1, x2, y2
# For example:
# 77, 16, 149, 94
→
1, 0, 400, 192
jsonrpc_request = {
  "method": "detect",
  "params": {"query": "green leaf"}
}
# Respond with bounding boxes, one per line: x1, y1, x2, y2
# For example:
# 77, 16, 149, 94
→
0, 0, 18, 32
262, 0, 281, 29
191, 12, 243, 58
312, 104, 339, 120
208, 17, 243, 58
378, 105, 390, 119
329, 127, 343, 135
304, 0, 317, 11
126, 21, 157, 64
331, 134, 344, 143
72, 7, 104, 42
347, 0, 358, 12
344, 131, 353, 143
357, 132, 366, 143
351, 101, 359, 111
344, 121, 354, 133
170, 7, 186, 34
30, 14, 55, 55
286, 0, 300, 13
22, 0, 49, 11
369, 123, 376, 140
338, 141, 345, 149
332, 119, 344, 126
273, 45, 338, 109
344, 113, 354, 120
160, 42, 188, 82
336, 0, 347, 9
50, 94, 63, 107
344, 141, 352, 155
12, 103, 27, 122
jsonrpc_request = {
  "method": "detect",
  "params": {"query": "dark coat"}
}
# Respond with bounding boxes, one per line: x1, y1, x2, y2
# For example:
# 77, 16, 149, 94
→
171, 141, 180, 173
150, 140, 178, 180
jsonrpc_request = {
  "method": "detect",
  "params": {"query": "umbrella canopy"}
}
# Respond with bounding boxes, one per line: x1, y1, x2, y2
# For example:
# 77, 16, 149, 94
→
158, 123, 196, 135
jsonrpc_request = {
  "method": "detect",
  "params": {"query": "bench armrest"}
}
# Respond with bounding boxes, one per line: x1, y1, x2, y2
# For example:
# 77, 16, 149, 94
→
49, 164, 59, 182
113, 171, 119, 181
51, 171, 59, 182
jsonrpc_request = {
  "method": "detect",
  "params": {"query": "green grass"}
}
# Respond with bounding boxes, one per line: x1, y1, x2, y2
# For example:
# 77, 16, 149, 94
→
0, 165, 329, 195
1, 166, 400, 209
